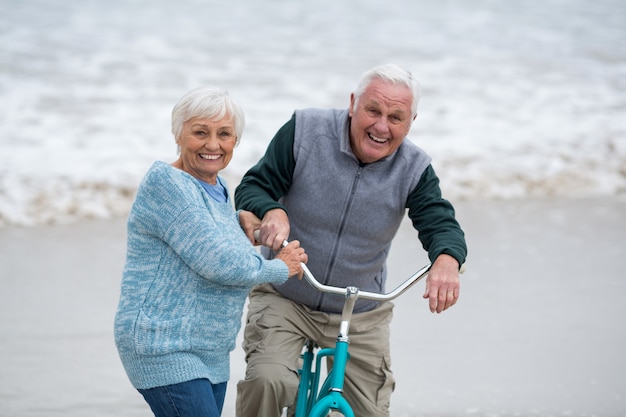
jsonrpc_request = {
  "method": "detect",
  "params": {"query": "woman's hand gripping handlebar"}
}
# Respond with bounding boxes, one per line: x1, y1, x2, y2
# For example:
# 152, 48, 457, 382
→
256, 230, 308, 280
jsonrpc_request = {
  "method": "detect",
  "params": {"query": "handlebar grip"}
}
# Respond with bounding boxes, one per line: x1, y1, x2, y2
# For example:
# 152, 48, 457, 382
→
253, 229, 290, 249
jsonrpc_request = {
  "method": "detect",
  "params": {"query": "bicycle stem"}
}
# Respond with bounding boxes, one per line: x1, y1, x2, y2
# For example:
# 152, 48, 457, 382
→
339, 287, 358, 340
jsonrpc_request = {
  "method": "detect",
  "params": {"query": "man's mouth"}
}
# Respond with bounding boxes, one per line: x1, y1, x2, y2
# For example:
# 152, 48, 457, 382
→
199, 154, 221, 160
369, 133, 388, 144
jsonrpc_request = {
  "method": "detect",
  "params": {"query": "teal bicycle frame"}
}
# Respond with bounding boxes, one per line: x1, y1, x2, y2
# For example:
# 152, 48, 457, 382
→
292, 259, 432, 417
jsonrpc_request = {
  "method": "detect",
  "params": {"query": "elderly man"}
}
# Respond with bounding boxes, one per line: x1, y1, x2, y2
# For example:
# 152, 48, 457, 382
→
235, 64, 467, 417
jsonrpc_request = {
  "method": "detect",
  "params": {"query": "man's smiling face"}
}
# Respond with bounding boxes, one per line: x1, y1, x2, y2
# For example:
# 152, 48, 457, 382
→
348, 78, 415, 164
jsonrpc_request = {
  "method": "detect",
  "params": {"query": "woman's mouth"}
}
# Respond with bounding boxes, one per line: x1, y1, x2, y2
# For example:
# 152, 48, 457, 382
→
199, 153, 221, 160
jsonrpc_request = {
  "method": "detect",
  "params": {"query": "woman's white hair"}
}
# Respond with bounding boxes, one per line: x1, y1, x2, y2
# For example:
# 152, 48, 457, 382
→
171, 87, 245, 146
353, 64, 421, 117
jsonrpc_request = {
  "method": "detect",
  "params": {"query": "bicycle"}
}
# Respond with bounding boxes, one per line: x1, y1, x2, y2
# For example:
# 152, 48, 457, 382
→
272, 236, 435, 417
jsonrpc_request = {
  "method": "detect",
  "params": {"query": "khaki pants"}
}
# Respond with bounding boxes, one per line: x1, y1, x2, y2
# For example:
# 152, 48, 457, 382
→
236, 284, 395, 417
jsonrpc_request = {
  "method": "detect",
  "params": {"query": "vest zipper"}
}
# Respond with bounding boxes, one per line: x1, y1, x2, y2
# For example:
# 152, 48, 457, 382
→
315, 163, 365, 311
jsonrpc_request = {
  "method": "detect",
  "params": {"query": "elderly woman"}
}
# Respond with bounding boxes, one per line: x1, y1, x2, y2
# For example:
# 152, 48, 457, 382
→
114, 87, 307, 417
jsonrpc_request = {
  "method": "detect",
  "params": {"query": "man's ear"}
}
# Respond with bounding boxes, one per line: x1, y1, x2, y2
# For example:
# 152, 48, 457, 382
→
349, 93, 356, 117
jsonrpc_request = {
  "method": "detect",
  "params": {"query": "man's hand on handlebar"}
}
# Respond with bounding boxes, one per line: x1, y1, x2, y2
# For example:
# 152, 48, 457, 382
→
258, 208, 291, 252
422, 254, 461, 314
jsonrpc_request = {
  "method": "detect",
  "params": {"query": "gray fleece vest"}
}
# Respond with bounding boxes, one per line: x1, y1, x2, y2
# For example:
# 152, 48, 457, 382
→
273, 108, 432, 313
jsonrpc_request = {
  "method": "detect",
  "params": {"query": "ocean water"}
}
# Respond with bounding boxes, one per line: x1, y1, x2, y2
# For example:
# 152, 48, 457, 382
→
1, 0, 625, 226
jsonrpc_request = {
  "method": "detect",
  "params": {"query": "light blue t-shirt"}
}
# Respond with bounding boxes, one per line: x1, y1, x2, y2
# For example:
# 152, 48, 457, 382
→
198, 177, 228, 203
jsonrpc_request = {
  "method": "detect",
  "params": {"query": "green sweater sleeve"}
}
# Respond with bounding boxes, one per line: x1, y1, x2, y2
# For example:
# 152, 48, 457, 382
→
234, 116, 296, 218
406, 165, 468, 267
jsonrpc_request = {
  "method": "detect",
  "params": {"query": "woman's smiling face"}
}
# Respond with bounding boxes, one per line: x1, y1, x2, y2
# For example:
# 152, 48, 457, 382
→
348, 78, 415, 164
175, 115, 237, 184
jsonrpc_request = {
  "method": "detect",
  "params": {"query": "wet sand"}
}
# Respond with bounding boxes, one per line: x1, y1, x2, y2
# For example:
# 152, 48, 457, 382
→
1, 198, 624, 416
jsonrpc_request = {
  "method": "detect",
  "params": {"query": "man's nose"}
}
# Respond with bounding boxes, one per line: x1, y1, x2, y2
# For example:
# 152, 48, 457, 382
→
374, 116, 390, 132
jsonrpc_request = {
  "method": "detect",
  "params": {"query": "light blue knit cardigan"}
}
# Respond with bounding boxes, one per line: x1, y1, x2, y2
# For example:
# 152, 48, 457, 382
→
114, 161, 288, 389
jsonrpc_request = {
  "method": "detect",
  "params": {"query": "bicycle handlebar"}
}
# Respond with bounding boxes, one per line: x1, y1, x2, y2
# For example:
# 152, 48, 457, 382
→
300, 259, 431, 302
255, 230, 433, 302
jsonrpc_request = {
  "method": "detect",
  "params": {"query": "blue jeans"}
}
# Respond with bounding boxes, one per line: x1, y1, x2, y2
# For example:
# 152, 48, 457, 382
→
138, 378, 227, 417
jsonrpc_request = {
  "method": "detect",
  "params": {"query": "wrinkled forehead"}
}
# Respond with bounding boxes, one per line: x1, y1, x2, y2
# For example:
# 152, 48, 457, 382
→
360, 79, 413, 112
185, 114, 235, 127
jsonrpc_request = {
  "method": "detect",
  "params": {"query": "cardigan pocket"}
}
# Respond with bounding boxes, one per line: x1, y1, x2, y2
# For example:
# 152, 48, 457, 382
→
134, 310, 192, 355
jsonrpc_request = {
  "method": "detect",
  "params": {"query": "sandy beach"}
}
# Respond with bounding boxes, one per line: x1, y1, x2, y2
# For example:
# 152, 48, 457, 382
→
1, 197, 625, 417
